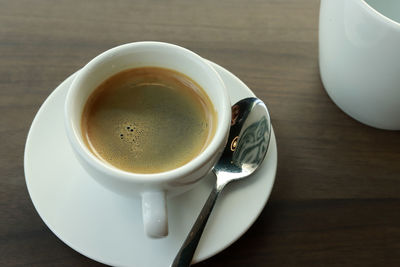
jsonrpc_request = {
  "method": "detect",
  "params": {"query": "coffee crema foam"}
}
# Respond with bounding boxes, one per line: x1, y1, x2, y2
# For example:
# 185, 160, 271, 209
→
81, 67, 217, 174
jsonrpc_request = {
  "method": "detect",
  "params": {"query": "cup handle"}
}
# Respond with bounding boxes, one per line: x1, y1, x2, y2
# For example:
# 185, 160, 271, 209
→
141, 191, 168, 238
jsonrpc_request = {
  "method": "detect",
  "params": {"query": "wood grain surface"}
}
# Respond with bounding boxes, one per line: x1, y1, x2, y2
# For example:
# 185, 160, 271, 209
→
1, 0, 400, 266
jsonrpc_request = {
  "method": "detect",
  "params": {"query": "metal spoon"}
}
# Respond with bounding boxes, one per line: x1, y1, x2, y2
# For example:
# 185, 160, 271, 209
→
171, 97, 271, 267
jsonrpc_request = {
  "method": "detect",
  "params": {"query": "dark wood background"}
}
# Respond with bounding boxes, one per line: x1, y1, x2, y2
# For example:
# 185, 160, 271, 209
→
1, 0, 400, 266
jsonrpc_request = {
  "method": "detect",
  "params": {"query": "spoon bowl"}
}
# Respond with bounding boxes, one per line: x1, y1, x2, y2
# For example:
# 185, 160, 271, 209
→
214, 97, 271, 188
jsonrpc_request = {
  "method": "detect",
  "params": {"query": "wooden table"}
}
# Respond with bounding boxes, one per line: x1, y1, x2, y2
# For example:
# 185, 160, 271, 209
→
1, 0, 400, 266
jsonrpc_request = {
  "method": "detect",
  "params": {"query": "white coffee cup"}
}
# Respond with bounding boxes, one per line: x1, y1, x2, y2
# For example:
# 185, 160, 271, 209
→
64, 42, 231, 238
319, 0, 400, 130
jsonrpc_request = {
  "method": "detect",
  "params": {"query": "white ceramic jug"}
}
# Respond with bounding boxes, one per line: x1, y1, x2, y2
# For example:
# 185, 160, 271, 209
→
319, 0, 400, 130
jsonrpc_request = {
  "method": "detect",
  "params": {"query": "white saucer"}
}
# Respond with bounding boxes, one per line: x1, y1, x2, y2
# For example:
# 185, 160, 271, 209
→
24, 61, 277, 267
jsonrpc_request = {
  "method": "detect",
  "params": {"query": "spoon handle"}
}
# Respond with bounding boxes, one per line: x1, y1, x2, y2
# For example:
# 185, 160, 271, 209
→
171, 183, 221, 267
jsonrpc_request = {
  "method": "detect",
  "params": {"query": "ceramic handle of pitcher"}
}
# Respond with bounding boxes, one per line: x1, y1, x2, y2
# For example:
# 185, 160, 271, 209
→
142, 191, 168, 238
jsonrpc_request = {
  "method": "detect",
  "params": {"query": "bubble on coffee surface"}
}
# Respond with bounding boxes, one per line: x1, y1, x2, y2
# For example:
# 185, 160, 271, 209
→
118, 122, 147, 151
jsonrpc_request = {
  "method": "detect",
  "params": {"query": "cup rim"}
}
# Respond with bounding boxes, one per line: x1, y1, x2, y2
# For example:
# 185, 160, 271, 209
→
65, 41, 231, 183
361, 0, 400, 29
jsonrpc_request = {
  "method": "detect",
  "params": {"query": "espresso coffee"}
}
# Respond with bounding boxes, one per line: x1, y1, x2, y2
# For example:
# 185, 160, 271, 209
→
81, 67, 216, 174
